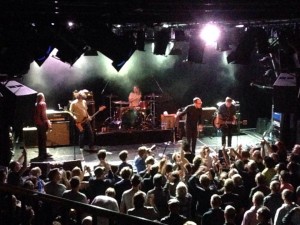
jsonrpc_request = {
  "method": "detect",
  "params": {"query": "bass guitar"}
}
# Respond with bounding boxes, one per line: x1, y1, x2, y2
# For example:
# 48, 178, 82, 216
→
213, 116, 247, 129
76, 106, 106, 132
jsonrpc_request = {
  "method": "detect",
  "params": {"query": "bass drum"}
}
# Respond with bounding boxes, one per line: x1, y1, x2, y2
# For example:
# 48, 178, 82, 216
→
121, 109, 144, 129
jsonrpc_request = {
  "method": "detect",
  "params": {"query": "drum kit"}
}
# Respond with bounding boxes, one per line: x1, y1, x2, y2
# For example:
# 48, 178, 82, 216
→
105, 93, 161, 129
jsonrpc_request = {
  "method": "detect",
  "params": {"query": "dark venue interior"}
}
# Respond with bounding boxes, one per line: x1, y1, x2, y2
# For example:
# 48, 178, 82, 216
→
0, 1, 300, 225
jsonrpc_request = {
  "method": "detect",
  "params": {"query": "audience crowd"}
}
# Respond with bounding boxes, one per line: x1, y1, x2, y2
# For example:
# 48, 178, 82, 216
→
1, 139, 300, 225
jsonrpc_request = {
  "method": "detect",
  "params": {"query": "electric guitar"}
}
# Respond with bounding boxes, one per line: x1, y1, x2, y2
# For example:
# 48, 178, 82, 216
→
213, 116, 247, 129
76, 106, 106, 132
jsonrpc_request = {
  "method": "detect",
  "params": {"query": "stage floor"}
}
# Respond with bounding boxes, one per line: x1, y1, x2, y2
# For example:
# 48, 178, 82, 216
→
12, 128, 263, 175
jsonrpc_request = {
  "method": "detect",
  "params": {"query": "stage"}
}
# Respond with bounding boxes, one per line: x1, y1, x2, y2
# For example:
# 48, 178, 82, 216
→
12, 128, 263, 178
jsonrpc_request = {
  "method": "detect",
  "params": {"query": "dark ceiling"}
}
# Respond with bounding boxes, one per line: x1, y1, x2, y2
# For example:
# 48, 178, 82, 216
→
1, 0, 300, 77
1, 0, 300, 25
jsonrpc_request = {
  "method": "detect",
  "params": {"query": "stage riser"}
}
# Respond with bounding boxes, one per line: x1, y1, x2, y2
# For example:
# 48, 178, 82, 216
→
95, 129, 173, 146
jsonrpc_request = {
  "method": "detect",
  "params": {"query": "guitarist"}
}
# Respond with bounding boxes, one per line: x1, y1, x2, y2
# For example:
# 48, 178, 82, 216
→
69, 90, 96, 151
217, 97, 237, 147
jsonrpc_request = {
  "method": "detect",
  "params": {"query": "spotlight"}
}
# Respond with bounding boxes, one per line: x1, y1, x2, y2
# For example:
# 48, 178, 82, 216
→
200, 24, 220, 44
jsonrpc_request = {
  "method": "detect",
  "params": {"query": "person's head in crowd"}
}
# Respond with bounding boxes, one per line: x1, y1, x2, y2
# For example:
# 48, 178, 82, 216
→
176, 181, 188, 198
263, 156, 276, 169
97, 149, 107, 161
145, 156, 155, 166
292, 144, 300, 155
224, 205, 236, 223
252, 191, 264, 206
172, 152, 181, 163
153, 173, 163, 187
279, 170, 291, 184
30, 167, 42, 178
184, 221, 197, 225
137, 146, 148, 159
105, 187, 116, 198
164, 163, 174, 175
210, 194, 222, 209
23, 180, 35, 190
149, 164, 159, 177
282, 189, 294, 204
199, 174, 210, 189
119, 150, 129, 162
234, 159, 245, 172
94, 166, 105, 179
252, 149, 263, 163
228, 168, 239, 178
206, 168, 216, 181
81, 216, 93, 225
231, 174, 243, 187
247, 160, 258, 173
0, 169, 7, 184
71, 166, 84, 181
168, 198, 180, 214
8, 160, 22, 173
241, 150, 250, 161
269, 180, 281, 193
224, 178, 235, 193
275, 162, 286, 174
256, 206, 271, 224
219, 171, 228, 186
131, 174, 141, 188
192, 155, 202, 170
132, 191, 146, 209
287, 161, 299, 175
70, 176, 81, 190
270, 153, 279, 164
48, 168, 61, 182
255, 173, 267, 186
119, 167, 132, 180
169, 170, 180, 183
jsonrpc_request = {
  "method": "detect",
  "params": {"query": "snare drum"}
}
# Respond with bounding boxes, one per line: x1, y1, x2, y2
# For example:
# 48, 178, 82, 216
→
139, 101, 149, 110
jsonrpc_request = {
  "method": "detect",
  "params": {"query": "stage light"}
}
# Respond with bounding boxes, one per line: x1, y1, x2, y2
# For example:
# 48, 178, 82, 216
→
34, 45, 55, 66
227, 28, 256, 64
188, 33, 205, 63
200, 24, 220, 44
153, 28, 170, 55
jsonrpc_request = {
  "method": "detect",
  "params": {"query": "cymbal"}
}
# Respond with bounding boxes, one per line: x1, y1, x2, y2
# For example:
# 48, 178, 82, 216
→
113, 101, 129, 105
145, 93, 161, 98
105, 94, 118, 98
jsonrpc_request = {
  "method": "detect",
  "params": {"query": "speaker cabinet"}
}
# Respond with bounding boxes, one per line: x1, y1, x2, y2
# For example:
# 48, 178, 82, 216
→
161, 114, 176, 129
23, 127, 38, 147
63, 160, 83, 171
47, 121, 70, 146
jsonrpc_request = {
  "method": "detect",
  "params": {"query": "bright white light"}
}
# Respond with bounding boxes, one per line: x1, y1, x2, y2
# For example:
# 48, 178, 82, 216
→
68, 22, 74, 27
200, 24, 220, 44
235, 24, 244, 28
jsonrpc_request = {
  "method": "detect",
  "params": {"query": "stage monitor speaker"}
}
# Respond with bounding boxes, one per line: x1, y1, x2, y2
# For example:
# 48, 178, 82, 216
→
23, 127, 38, 147
0, 80, 37, 126
47, 121, 70, 146
63, 159, 83, 171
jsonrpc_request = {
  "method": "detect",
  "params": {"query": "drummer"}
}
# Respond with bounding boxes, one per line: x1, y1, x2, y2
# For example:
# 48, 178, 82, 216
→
128, 85, 142, 109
